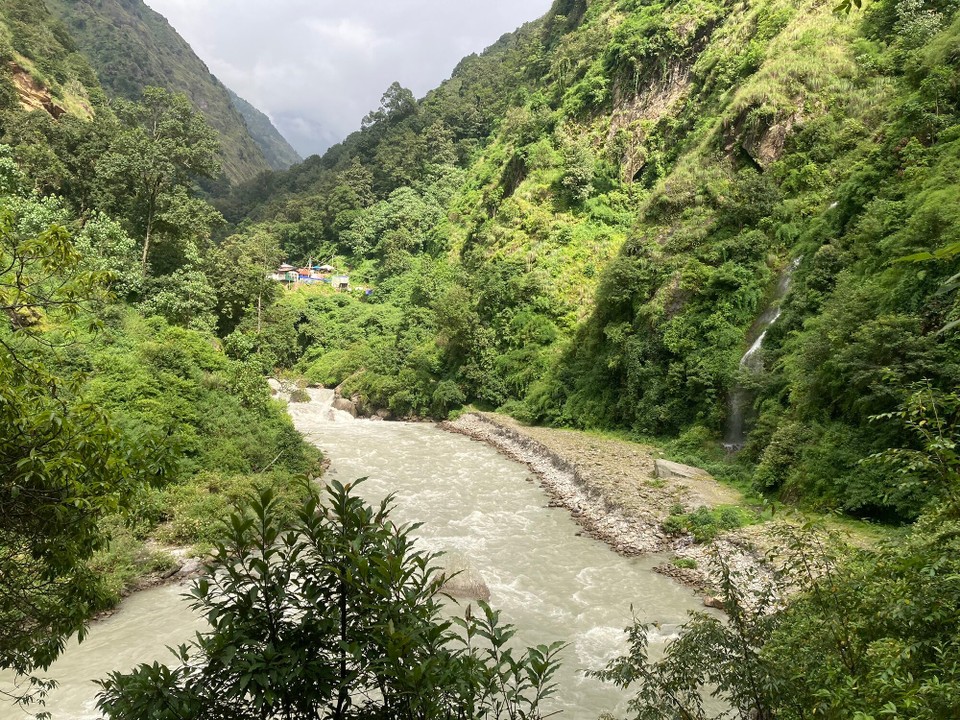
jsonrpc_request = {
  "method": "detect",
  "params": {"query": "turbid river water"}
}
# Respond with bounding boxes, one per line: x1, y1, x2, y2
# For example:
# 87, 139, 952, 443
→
2, 390, 710, 719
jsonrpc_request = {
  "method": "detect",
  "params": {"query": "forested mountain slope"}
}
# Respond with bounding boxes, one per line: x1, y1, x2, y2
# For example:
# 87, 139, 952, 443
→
0, 0, 320, 690
221, 0, 960, 520
44, 0, 275, 184
227, 88, 301, 172
0, 0, 105, 117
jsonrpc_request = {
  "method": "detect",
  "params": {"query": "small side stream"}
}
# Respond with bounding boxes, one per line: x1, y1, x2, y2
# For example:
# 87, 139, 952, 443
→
724, 259, 800, 450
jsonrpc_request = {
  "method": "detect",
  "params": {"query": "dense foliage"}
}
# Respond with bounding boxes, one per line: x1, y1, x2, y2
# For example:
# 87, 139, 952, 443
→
595, 389, 960, 719
214, 0, 960, 521
0, 185, 170, 688
2, 0, 960, 716
0, 62, 317, 712
0, 0, 105, 117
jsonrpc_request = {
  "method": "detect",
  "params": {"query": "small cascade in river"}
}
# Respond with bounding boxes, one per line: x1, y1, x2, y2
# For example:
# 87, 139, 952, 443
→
723, 258, 800, 451
308, 387, 357, 423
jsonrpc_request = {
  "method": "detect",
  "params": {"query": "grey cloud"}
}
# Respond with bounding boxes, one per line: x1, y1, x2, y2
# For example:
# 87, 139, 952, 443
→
145, 0, 554, 157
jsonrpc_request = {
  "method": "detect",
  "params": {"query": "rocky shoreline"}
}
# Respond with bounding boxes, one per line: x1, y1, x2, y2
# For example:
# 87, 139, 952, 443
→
280, 378, 786, 606
442, 412, 779, 605
442, 413, 667, 555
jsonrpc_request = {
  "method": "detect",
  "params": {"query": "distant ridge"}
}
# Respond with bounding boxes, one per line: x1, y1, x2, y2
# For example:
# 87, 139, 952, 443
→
44, 0, 271, 185
227, 88, 301, 172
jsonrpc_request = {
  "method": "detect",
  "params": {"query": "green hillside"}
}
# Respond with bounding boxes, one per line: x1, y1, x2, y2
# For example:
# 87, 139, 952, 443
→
44, 0, 272, 184
1, 0, 960, 715
0, 0, 105, 117
221, 0, 960, 520
227, 87, 302, 171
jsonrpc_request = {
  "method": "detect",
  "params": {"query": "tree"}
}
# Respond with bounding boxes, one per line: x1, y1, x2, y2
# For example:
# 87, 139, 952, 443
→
2, 111, 115, 217
0, 197, 171, 713
137, 268, 219, 332
97, 480, 564, 720
96, 87, 221, 274
210, 229, 283, 336
361, 82, 417, 129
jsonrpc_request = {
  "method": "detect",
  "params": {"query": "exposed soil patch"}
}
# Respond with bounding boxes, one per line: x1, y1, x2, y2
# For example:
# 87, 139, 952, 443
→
8, 62, 66, 118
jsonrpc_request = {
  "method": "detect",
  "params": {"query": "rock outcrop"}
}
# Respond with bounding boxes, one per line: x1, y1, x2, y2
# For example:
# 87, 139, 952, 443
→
654, 459, 710, 481
332, 396, 358, 417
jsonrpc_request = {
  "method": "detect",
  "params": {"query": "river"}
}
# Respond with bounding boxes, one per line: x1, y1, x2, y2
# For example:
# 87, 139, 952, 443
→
2, 390, 710, 719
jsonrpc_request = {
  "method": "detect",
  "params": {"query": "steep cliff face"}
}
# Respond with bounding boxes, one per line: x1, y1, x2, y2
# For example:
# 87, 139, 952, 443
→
43, 0, 276, 184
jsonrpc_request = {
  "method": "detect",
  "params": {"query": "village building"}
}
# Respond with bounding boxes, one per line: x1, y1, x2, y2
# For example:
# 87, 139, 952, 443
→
269, 262, 348, 290
270, 263, 298, 283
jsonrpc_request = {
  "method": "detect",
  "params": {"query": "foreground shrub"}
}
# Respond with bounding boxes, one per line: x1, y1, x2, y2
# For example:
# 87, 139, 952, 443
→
97, 480, 564, 720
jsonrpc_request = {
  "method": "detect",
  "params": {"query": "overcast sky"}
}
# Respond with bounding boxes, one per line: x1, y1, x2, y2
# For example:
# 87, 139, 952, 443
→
143, 0, 554, 158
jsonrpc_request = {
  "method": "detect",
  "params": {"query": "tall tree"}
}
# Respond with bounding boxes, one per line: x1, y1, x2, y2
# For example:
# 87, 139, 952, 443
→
96, 87, 220, 274
361, 81, 417, 129
210, 229, 283, 336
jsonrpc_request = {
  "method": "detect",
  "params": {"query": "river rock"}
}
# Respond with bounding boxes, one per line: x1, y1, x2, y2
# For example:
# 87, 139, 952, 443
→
655, 459, 710, 481
178, 558, 204, 578
703, 595, 725, 610
333, 396, 358, 417
438, 554, 491, 601
441, 571, 491, 601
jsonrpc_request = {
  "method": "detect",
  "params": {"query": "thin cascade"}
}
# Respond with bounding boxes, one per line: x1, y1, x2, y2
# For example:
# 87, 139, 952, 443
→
723, 258, 800, 451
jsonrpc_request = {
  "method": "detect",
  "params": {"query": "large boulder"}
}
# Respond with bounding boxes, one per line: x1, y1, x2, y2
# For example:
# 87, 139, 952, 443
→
438, 554, 491, 601
332, 396, 358, 417
703, 595, 726, 610
655, 459, 710, 481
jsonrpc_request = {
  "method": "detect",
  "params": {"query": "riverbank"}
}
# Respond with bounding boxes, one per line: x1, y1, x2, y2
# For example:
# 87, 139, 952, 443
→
443, 412, 782, 604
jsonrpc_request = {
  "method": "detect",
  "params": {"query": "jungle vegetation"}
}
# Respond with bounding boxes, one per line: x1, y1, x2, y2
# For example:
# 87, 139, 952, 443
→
219, 0, 960, 522
1, 0, 960, 717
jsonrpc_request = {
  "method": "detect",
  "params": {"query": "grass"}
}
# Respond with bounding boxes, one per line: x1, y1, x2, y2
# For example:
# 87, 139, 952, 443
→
661, 504, 760, 543
88, 521, 179, 608
815, 511, 900, 549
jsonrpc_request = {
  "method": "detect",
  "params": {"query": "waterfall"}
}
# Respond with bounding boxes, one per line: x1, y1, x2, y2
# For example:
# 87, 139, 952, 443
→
723, 259, 800, 451
304, 388, 358, 424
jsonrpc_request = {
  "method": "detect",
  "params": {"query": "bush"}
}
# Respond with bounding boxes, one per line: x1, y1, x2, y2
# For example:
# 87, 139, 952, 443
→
154, 471, 310, 547
88, 521, 178, 607
97, 481, 565, 720
288, 388, 311, 403
661, 505, 757, 543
